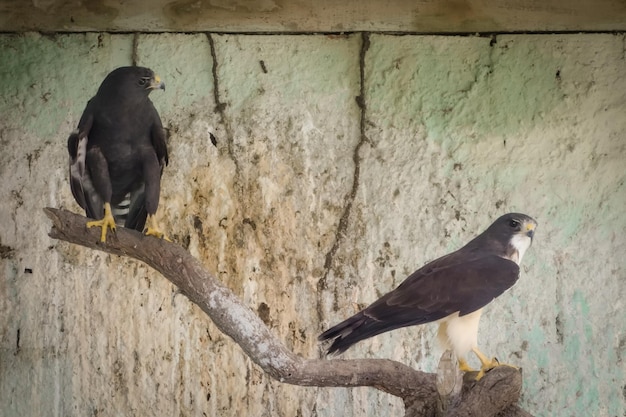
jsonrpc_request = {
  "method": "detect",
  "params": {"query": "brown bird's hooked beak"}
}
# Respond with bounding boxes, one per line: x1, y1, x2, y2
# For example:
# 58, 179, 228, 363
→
525, 222, 536, 239
149, 75, 165, 91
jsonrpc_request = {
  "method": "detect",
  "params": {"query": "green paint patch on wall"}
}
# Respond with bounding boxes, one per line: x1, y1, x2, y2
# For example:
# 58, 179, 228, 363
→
366, 35, 565, 149
0, 32, 218, 139
214, 35, 360, 115
524, 326, 549, 371
135, 33, 216, 116
0, 33, 133, 139
558, 290, 603, 416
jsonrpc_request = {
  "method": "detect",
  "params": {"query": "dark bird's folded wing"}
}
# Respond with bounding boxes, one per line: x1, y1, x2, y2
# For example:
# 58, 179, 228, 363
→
124, 103, 168, 232
150, 106, 168, 169
68, 109, 102, 219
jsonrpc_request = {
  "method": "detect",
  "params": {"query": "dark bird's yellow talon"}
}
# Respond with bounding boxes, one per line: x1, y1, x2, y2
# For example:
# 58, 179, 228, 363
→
144, 214, 170, 241
86, 203, 116, 242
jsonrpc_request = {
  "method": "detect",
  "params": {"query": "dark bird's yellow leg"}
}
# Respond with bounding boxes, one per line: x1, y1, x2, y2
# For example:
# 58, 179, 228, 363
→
87, 202, 116, 242
144, 214, 170, 241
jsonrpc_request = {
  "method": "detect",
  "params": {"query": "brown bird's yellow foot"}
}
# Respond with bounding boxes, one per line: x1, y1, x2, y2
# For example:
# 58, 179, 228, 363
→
458, 358, 476, 373
476, 360, 520, 380
475, 358, 500, 380
87, 203, 116, 242
144, 214, 171, 241
458, 357, 484, 382
472, 347, 517, 380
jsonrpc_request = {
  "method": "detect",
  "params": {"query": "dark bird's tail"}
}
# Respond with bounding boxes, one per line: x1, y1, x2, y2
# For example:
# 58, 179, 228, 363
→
318, 312, 392, 355
111, 191, 148, 232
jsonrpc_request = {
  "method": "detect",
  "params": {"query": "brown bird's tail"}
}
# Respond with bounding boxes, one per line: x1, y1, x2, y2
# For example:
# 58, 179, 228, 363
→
319, 312, 393, 355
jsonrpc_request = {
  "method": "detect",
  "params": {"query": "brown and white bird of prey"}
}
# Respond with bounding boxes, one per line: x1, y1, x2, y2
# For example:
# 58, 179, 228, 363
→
67, 66, 168, 242
319, 213, 537, 379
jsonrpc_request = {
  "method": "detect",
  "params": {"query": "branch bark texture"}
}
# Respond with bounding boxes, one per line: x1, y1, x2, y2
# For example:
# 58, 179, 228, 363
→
44, 208, 533, 417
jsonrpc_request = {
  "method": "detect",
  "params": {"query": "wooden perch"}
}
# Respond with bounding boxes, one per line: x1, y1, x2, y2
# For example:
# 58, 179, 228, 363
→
44, 208, 533, 417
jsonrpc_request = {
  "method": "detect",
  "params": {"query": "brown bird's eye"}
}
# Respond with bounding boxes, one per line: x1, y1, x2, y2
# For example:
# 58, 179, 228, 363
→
508, 219, 520, 228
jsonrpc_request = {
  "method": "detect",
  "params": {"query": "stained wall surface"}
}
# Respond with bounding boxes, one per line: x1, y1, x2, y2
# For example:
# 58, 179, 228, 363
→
0, 32, 624, 417
2, 0, 625, 32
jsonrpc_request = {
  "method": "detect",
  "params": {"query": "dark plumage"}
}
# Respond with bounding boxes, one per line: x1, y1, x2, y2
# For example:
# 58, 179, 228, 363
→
67, 66, 168, 242
319, 213, 537, 378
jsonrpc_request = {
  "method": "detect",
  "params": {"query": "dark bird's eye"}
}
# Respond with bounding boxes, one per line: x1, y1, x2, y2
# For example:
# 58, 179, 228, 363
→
508, 219, 520, 228
138, 77, 148, 86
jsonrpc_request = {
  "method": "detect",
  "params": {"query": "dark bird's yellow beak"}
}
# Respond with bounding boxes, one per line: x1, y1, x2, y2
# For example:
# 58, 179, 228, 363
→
150, 75, 165, 91
525, 222, 536, 239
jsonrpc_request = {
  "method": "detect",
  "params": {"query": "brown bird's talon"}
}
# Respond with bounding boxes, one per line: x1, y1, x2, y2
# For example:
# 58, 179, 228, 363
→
460, 370, 479, 384
458, 358, 476, 373
475, 369, 487, 381
475, 362, 512, 381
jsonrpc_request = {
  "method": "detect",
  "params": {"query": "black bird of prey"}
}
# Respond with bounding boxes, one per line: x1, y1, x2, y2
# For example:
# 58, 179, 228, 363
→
319, 213, 537, 379
67, 66, 168, 242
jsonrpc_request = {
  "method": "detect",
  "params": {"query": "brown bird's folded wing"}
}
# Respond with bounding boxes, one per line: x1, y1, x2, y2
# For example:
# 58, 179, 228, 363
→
319, 252, 519, 354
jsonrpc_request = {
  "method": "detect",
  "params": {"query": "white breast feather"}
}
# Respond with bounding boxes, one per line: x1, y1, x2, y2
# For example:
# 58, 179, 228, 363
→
437, 309, 483, 359
509, 234, 532, 265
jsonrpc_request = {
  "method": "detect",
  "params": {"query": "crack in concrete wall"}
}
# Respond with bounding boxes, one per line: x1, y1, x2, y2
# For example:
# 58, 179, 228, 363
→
318, 33, 371, 319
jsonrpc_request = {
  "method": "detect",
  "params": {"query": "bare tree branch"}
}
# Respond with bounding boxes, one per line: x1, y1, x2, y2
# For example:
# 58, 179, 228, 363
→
44, 208, 533, 417
448, 366, 523, 417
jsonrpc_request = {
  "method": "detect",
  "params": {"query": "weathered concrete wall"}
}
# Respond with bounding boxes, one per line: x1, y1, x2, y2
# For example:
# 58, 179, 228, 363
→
0, 32, 624, 416
2, 0, 625, 33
